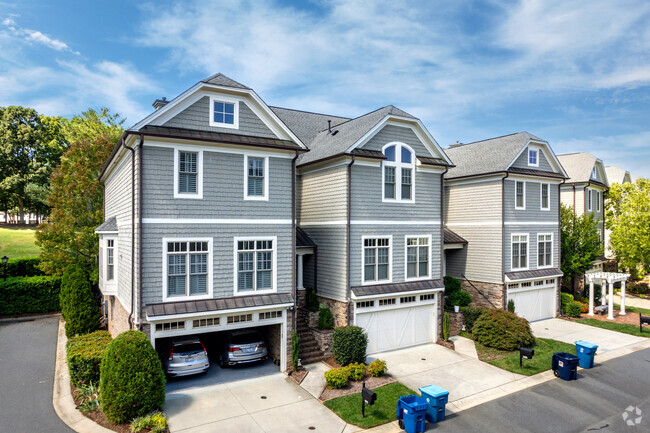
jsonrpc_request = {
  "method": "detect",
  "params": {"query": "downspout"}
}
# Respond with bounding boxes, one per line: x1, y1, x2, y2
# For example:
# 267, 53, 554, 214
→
346, 155, 355, 324
440, 165, 449, 278
558, 177, 566, 312
136, 134, 144, 330
291, 150, 299, 331
501, 172, 510, 309
121, 136, 136, 330
572, 184, 576, 216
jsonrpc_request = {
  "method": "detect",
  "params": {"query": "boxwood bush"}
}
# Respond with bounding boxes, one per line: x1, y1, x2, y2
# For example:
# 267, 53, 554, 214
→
4, 256, 43, 277
446, 290, 472, 309
324, 367, 349, 389
444, 275, 461, 294
332, 326, 368, 366
0, 276, 61, 315
318, 306, 334, 329
60, 264, 99, 338
67, 330, 112, 386
472, 309, 535, 351
100, 330, 166, 423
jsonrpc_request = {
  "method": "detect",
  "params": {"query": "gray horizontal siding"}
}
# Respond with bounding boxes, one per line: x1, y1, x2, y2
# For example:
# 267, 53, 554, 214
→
361, 125, 433, 157
510, 146, 553, 172
140, 224, 293, 310
443, 225, 503, 283
163, 96, 277, 139
504, 180, 559, 223
503, 225, 559, 273
298, 226, 347, 302
350, 225, 442, 287
298, 164, 348, 223
351, 165, 441, 220
142, 145, 292, 219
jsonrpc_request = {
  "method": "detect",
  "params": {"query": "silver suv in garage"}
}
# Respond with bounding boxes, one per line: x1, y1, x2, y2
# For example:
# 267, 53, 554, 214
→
162, 339, 210, 377
219, 329, 268, 367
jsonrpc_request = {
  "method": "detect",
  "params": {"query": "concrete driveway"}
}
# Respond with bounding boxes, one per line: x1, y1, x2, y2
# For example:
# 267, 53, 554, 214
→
530, 318, 646, 353
165, 371, 346, 432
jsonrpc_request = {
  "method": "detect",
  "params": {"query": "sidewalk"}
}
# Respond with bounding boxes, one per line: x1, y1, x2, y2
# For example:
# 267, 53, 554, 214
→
612, 293, 650, 310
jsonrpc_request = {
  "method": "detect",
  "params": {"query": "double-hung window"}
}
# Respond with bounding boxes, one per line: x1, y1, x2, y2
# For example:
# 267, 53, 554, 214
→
236, 239, 275, 293
165, 240, 211, 300
106, 239, 115, 281
537, 234, 552, 268
511, 234, 528, 270
363, 237, 391, 283
540, 183, 550, 210
383, 143, 414, 202
210, 97, 238, 129
528, 149, 538, 167
515, 181, 526, 209
244, 155, 268, 200
406, 236, 430, 280
174, 149, 203, 199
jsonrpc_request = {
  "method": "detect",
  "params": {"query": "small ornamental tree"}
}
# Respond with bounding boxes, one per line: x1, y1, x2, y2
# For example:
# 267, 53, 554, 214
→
560, 204, 602, 293
100, 331, 165, 423
60, 264, 99, 338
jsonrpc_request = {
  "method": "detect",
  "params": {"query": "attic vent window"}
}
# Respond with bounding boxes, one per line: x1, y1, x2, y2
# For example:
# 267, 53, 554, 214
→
528, 149, 538, 167
210, 97, 239, 129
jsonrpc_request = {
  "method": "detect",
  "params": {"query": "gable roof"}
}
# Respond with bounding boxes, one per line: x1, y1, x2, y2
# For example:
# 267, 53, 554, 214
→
605, 165, 630, 184
557, 152, 608, 186
270, 106, 350, 145
201, 73, 251, 89
444, 132, 563, 179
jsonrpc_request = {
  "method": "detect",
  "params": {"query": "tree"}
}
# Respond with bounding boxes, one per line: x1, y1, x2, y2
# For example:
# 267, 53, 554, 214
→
62, 108, 123, 145
606, 179, 650, 277
560, 203, 602, 292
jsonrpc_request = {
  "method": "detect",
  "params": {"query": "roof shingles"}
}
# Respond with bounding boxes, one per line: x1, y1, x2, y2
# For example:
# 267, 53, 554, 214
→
146, 293, 294, 318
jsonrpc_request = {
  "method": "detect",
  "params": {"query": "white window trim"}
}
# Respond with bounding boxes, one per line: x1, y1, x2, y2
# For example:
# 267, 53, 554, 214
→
528, 148, 539, 167
511, 233, 529, 271
536, 233, 554, 269
173, 147, 203, 199
540, 182, 550, 211
515, 180, 526, 210
243, 154, 269, 201
381, 142, 416, 204
404, 235, 432, 282
361, 235, 393, 286
162, 237, 213, 302
233, 236, 278, 296
101, 236, 118, 293
209, 95, 239, 129
596, 191, 600, 212
587, 188, 592, 211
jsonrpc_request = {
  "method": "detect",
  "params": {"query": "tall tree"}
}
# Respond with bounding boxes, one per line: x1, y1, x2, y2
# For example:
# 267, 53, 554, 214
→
606, 179, 650, 277
62, 108, 124, 144
560, 203, 602, 292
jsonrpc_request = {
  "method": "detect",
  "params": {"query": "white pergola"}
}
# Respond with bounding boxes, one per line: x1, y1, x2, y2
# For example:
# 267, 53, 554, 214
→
585, 271, 631, 320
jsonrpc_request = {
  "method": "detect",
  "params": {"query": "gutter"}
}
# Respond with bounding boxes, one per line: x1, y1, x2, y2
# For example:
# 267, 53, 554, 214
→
346, 155, 355, 324
291, 150, 299, 331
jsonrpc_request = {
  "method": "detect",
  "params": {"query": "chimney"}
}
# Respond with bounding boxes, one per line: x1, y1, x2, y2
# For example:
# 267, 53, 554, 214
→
152, 97, 169, 110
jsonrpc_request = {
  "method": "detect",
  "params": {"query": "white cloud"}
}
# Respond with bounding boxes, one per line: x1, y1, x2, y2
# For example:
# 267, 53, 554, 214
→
2, 16, 80, 54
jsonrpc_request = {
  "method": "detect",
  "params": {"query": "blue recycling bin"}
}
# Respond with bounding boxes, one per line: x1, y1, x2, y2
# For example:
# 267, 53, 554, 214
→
552, 352, 579, 381
575, 340, 598, 369
396, 394, 428, 433
419, 385, 450, 423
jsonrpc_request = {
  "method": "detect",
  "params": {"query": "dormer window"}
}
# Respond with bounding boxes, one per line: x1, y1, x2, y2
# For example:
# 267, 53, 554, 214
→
209, 96, 239, 129
528, 148, 538, 167
382, 143, 414, 202
591, 166, 597, 179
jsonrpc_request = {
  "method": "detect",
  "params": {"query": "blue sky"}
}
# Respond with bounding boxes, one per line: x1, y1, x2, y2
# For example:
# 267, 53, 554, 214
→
2, 0, 649, 177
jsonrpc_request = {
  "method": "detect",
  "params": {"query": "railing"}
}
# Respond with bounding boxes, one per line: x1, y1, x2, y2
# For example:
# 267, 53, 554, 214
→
461, 274, 499, 309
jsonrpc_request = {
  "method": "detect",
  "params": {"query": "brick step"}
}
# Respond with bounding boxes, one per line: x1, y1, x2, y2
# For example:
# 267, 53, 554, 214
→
300, 354, 327, 365
299, 341, 320, 351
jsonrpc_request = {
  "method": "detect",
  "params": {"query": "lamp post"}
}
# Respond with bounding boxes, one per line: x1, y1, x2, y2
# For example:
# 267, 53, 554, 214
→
2, 256, 8, 281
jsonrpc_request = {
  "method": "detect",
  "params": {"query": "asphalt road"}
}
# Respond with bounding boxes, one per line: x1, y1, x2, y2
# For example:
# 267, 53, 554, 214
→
435, 348, 650, 433
0, 315, 73, 433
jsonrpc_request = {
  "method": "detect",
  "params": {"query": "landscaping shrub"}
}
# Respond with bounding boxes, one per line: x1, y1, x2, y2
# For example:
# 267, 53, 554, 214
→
100, 330, 166, 424
446, 289, 472, 309
4, 256, 43, 277
67, 330, 112, 386
444, 275, 461, 295
461, 307, 483, 333
442, 312, 450, 341
0, 276, 61, 315
627, 282, 649, 295
579, 302, 589, 313
367, 359, 387, 377
507, 299, 515, 313
324, 367, 349, 389
318, 306, 334, 329
291, 330, 300, 371
306, 287, 319, 312
332, 326, 368, 366
60, 264, 99, 338
74, 382, 101, 413
346, 362, 366, 381
472, 309, 535, 351
561, 293, 581, 318
130, 411, 168, 433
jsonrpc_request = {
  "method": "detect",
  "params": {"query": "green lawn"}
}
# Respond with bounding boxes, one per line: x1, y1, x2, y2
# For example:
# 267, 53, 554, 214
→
324, 382, 416, 428
614, 304, 650, 317
487, 338, 576, 376
0, 227, 40, 258
575, 318, 648, 338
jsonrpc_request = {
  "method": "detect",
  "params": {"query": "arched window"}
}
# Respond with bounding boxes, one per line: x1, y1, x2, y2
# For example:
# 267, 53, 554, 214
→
382, 143, 414, 202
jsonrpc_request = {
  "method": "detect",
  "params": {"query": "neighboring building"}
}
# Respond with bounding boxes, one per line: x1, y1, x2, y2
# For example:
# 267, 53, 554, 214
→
273, 105, 454, 355
557, 153, 609, 270
443, 132, 567, 322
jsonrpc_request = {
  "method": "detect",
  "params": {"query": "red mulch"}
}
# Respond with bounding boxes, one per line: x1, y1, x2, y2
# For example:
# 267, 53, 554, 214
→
322, 357, 342, 370
575, 310, 648, 325
288, 367, 309, 384
319, 375, 396, 401
437, 339, 455, 350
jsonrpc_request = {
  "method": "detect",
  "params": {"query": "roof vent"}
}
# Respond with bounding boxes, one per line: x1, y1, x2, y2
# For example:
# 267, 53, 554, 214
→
152, 97, 169, 110
328, 120, 339, 136
449, 141, 464, 148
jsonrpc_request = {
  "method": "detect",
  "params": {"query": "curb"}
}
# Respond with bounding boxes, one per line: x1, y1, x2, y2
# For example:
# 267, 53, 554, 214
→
52, 317, 114, 433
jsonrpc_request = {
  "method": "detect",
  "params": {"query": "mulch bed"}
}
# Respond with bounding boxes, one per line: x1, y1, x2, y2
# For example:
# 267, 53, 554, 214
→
288, 367, 309, 384
437, 339, 455, 350
319, 375, 396, 401
564, 310, 647, 326
322, 357, 342, 369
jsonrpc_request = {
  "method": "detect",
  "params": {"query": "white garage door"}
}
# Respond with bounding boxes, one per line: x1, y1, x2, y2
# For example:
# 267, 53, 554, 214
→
356, 302, 437, 354
507, 285, 556, 322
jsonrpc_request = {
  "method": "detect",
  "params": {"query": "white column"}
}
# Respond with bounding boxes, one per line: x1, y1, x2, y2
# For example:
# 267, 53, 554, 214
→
620, 281, 626, 316
607, 279, 614, 320
297, 254, 304, 290
588, 279, 594, 316
601, 280, 606, 306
